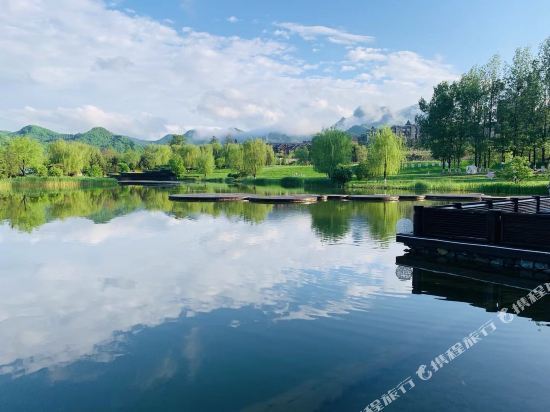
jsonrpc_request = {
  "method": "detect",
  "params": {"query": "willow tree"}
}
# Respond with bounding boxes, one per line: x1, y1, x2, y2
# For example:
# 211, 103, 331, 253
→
366, 126, 404, 185
310, 129, 352, 179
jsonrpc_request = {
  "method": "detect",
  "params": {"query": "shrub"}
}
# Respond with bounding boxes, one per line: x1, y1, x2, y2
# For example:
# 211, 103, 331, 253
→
118, 162, 130, 173
414, 181, 429, 193
500, 157, 533, 183
87, 164, 104, 177
354, 161, 369, 180
331, 165, 353, 185
48, 165, 64, 176
35, 164, 48, 177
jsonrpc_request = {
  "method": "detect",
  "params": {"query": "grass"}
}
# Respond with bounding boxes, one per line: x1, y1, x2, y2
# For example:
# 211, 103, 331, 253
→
180, 162, 550, 195
0, 176, 118, 192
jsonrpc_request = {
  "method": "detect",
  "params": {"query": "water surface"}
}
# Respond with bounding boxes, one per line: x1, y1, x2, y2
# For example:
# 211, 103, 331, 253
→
0, 186, 549, 411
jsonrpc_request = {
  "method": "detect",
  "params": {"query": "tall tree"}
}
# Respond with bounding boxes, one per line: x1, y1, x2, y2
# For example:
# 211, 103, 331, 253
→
310, 129, 352, 179
197, 145, 215, 176
2, 136, 44, 177
241, 139, 267, 178
366, 126, 404, 184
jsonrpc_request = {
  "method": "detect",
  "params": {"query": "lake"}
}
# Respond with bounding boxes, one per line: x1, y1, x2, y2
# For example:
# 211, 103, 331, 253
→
1, 185, 549, 411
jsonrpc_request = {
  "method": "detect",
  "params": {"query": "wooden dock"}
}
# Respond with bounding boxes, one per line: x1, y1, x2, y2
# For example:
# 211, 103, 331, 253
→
397, 196, 550, 277
169, 193, 249, 202
247, 195, 319, 204
167, 192, 493, 204
349, 194, 399, 202
424, 193, 484, 201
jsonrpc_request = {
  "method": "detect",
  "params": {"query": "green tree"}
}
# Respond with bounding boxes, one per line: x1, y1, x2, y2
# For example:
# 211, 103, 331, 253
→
310, 129, 352, 179
293, 146, 310, 164
197, 145, 215, 176
366, 126, 404, 184
177, 144, 201, 170
2, 136, 44, 177
265, 144, 276, 166
141, 144, 172, 170
47, 140, 89, 176
500, 157, 533, 183
241, 139, 267, 178
225, 143, 244, 172
170, 134, 186, 147
122, 149, 142, 171
168, 154, 186, 178
352, 142, 368, 163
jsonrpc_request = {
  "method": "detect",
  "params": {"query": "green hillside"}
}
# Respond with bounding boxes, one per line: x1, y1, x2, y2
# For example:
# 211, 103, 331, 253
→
72, 127, 143, 151
3, 125, 151, 152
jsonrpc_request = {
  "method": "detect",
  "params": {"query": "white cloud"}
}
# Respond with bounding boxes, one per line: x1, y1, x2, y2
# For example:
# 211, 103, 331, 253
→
0, 209, 409, 376
0, 0, 456, 138
347, 47, 387, 62
227, 16, 239, 23
274, 22, 374, 45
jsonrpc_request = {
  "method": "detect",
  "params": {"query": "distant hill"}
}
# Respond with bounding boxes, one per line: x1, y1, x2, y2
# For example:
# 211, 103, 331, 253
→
3, 125, 147, 152
71, 127, 146, 151
1, 123, 311, 150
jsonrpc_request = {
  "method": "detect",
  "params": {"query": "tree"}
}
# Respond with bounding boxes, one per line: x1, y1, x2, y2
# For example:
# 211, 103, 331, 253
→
47, 140, 89, 176
293, 146, 310, 165
2, 136, 44, 176
500, 157, 533, 183
310, 129, 352, 179
141, 144, 171, 170
265, 144, 276, 166
241, 139, 267, 178
352, 142, 368, 163
122, 149, 141, 171
366, 126, 404, 184
225, 143, 244, 172
177, 144, 201, 170
197, 145, 215, 176
170, 134, 186, 147
168, 154, 186, 178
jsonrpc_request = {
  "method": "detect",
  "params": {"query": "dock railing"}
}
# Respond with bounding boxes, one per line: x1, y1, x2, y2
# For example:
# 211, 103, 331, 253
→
413, 196, 550, 251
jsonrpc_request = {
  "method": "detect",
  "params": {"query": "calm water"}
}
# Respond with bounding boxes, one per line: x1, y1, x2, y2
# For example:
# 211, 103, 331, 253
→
1, 185, 549, 412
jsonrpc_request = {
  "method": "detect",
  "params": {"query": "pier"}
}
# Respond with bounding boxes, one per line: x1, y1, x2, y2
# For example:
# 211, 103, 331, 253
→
168, 193, 481, 203
397, 196, 550, 277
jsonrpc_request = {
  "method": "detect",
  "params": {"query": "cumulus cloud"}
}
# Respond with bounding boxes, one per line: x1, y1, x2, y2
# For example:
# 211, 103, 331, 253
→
0, 209, 408, 375
0, 0, 456, 138
347, 47, 387, 62
227, 16, 239, 23
274, 22, 374, 45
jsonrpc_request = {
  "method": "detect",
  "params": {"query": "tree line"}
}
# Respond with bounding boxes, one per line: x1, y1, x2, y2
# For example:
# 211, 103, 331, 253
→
0, 134, 277, 179
417, 37, 550, 171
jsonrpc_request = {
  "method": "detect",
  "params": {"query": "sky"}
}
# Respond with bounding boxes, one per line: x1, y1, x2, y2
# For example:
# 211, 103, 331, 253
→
0, 0, 548, 139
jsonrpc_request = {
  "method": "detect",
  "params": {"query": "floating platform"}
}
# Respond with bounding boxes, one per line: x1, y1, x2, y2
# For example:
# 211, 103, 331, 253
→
348, 194, 399, 202
169, 193, 249, 202
247, 195, 319, 204
424, 193, 484, 201
398, 195, 426, 201
325, 194, 350, 200
167, 192, 491, 204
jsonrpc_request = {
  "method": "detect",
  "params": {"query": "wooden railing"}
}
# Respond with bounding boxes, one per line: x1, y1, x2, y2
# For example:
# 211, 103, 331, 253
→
413, 196, 550, 251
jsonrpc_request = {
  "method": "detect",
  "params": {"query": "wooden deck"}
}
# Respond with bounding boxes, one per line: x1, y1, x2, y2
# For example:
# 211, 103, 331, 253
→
167, 192, 496, 204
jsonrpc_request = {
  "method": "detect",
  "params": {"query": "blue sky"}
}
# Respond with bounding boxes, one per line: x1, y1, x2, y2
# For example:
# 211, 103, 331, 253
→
119, 0, 550, 73
0, 0, 548, 138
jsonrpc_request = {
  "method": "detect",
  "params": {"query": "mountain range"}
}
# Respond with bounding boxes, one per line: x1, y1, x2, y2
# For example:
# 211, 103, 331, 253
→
0, 105, 419, 151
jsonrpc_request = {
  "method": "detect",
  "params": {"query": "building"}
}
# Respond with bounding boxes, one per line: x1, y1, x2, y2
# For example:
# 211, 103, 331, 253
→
391, 120, 420, 146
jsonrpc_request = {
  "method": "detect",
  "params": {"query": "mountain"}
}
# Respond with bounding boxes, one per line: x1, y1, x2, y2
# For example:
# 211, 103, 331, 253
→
333, 105, 420, 137
3, 125, 146, 152
72, 127, 144, 151
11, 125, 70, 142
